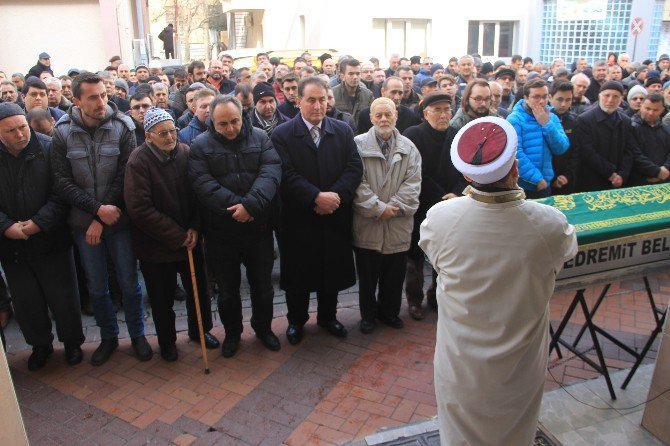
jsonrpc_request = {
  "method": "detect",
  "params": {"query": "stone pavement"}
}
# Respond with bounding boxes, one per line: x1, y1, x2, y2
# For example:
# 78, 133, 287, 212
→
4, 268, 669, 445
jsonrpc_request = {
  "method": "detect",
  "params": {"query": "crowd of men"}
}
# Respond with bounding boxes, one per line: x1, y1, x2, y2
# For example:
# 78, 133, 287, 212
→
0, 48, 669, 374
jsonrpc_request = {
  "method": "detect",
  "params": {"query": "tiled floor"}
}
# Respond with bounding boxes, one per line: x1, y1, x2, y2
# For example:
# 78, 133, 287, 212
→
3, 269, 669, 445
540, 364, 664, 446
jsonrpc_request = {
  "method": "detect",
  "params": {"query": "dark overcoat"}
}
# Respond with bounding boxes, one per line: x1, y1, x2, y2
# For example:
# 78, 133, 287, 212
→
0, 131, 70, 263
573, 106, 636, 192
271, 115, 363, 293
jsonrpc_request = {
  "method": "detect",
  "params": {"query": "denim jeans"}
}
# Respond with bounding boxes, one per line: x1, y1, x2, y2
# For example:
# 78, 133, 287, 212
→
73, 227, 144, 339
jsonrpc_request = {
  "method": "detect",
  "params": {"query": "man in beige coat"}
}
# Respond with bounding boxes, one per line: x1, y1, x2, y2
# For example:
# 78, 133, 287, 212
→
353, 97, 422, 334
420, 117, 577, 446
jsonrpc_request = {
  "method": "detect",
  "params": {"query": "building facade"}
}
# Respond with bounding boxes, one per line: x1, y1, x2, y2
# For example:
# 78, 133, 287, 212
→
540, 0, 665, 65
220, 0, 663, 65
0, 0, 149, 77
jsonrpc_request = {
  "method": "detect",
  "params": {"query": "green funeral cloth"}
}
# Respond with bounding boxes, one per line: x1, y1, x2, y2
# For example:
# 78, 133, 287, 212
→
536, 184, 670, 245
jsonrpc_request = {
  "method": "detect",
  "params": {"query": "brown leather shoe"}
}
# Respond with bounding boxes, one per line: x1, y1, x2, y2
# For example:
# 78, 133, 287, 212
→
408, 305, 424, 320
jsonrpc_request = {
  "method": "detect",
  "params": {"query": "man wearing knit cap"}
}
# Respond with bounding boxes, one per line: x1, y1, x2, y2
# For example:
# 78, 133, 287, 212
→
420, 116, 577, 446
0, 103, 84, 371
114, 78, 129, 101
574, 80, 637, 191
250, 82, 288, 137
125, 108, 219, 362
51, 72, 151, 366
478, 62, 493, 80
645, 77, 663, 94
430, 64, 445, 80
403, 92, 467, 319
625, 85, 647, 117
657, 54, 670, 82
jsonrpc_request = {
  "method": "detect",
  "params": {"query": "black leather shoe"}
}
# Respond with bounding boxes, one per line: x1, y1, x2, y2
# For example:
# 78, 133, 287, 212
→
256, 331, 281, 351
91, 338, 118, 366
131, 336, 153, 362
318, 319, 348, 338
160, 344, 178, 362
174, 286, 187, 302
221, 335, 240, 358
378, 315, 405, 329
359, 320, 376, 334
64, 343, 83, 365
286, 324, 304, 345
189, 332, 220, 349
28, 345, 53, 371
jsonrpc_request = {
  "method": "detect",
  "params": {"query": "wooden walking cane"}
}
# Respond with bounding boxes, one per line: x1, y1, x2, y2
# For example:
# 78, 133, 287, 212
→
187, 248, 210, 374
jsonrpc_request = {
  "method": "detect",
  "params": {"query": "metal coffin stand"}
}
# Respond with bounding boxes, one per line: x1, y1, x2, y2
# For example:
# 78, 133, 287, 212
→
550, 258, 670, 400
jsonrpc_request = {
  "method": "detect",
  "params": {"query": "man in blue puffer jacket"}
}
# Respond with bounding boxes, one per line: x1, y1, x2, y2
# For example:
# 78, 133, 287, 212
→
507, 78, 569, 198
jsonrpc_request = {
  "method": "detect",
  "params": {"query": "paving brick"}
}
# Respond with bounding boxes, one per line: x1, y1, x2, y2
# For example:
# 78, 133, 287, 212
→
350, 386, 385, 403
173, 433, 198, 446
117, 407, 141, 424
314, 425, 350, 444
414, 403, 437, 418
100, 417, 140, 440
284, 421, 320, 446
131, 404, 165, 429
185, 396, 218, 420
391, 398, 419, 423
171, 387, 205, 405
357, 399, 395, 418
220, 380, 254, 396
10, 272, 668, 446
157, 400, 192, 425
306, 409, 345, 430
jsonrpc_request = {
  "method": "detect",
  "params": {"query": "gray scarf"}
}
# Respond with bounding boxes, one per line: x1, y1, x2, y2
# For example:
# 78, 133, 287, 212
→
253, 108, 279, 135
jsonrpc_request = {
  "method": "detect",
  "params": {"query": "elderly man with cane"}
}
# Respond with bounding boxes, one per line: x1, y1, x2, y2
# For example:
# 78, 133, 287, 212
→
124, 107, 218, 362
420, 117, 577, 445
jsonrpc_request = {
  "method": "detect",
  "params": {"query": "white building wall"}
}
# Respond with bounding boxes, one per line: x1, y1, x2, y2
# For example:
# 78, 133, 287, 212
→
0, 0, 109, 76
225, 0, 539, 66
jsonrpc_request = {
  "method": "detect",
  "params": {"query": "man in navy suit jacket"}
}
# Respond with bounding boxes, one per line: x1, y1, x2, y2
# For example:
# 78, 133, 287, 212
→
271, 77, 363, 345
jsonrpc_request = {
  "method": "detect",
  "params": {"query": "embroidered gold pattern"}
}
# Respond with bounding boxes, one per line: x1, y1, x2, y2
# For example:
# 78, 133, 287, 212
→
581, 185, 670, 211
552, 195, 576, 211
574, 210, 670, 231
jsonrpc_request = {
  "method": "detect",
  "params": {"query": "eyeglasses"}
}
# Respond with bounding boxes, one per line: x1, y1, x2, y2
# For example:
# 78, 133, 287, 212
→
149, 128, 177, 138
470, 96, 491, 103
131, 104, 152, 110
